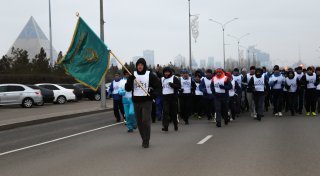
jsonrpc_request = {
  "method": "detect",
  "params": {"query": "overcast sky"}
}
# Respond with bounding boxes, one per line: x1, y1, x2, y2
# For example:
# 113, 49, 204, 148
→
1, 0, 320, 67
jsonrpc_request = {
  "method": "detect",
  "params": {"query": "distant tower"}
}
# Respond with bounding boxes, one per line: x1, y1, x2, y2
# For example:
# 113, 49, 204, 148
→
143, 50, 155, 67
7, 16, 58, 65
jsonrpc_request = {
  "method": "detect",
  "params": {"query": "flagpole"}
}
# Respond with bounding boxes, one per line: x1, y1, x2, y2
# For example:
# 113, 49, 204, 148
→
100, 0, 107, 109
110, 51, 151, 97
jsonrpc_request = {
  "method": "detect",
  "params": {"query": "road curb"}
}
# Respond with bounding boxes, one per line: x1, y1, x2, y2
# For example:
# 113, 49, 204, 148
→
0, 108, 113, 131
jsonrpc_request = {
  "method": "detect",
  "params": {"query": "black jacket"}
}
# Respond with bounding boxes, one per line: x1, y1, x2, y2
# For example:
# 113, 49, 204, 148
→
162, 76, 181, 99
248, 75, 270, 96
125, 58, 161, 102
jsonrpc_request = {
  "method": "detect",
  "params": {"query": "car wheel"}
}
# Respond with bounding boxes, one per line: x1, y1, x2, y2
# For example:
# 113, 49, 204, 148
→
22, 98, 33, 108
57, 96, 67, 104
94, 94, 101, 101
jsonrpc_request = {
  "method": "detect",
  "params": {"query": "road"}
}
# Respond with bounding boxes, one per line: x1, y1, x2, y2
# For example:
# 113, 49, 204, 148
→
1, 111, 320, 176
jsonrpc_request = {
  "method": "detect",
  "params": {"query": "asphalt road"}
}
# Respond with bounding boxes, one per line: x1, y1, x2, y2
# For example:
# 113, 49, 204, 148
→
1, 111, 320, 176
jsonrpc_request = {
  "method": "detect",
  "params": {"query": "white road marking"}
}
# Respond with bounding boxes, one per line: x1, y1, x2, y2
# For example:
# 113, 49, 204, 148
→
197, 135, 213, 145
0, 122, 124, 157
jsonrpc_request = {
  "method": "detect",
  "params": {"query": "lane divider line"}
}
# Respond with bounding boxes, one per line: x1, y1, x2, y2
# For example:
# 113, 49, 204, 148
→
0, 122, 124, 157
197, 135, 213, 145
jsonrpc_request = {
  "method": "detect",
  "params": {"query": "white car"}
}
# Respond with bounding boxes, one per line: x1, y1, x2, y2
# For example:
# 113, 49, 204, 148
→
0, 84, 43, 108
35, 83, 76, 104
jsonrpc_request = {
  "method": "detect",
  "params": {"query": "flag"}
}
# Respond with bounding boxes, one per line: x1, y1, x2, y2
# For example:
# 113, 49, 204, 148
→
58, 17, 110, 91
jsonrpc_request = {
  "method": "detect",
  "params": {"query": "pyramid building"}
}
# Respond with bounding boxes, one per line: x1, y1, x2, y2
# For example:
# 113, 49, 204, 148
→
7, 16, 58, 65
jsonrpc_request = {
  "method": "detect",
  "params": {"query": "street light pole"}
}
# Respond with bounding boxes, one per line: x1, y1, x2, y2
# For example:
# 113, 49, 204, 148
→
48, 0, 53, 66
100, 0, 106, 109
209, 18, 238, 69
228, 33, 250, 67
188, 0, 192, 69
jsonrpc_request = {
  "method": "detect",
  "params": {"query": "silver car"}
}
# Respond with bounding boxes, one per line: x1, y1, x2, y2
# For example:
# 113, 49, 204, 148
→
0, 84, 43, 108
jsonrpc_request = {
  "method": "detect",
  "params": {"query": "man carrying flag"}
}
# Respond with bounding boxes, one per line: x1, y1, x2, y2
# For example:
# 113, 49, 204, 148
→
125, 58, 161, 148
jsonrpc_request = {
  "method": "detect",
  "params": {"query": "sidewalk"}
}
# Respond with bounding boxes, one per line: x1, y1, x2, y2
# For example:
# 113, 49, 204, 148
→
0, 99, 113, 131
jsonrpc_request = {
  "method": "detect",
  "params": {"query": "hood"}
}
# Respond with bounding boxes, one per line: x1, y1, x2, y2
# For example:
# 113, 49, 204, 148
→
163, 67, 173, 78
215, 68, 226, 79
226, 72, 232, 80
136, 58, 147, 75
287, 70, 295, 79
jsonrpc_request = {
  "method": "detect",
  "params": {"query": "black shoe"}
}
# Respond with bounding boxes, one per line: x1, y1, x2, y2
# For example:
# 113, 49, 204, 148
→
224, 118, 229, 125
152, 119, 156, 123
162, 127, 168, 132
116, 119, 121, 123
128, 129, 134, 133
133, 126, 137, 130
216, 122, 221, 127
174, 125, 178, 131
142, 141, 149, 148
257, 115, 261, 121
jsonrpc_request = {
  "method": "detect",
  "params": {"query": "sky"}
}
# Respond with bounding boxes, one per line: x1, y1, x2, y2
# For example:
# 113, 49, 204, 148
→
1, 0, 320, 67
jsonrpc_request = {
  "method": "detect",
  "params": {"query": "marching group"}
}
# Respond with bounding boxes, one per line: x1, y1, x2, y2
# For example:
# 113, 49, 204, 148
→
108, 58, 320, 148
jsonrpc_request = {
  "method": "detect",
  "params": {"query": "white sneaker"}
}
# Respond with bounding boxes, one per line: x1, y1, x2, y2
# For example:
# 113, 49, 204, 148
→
253, 114, 257, 118
278, 112, 283, 117
274, 113, 279, 116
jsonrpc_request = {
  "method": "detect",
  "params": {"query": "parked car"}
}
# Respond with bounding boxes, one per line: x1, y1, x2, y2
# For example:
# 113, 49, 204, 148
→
26, 85, 55, 105
0, 84, 43, 108
59, 84, 83, 101
73, 83, 108, 101
35, 83, 76, 104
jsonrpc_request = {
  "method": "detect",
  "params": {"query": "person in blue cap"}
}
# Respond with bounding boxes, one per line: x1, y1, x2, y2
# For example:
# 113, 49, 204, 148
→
179, 69, 196, 125
119, 69, 137, 132
199, 69, 215, 121
269, 65, 285, 117
108, 71, 125, 122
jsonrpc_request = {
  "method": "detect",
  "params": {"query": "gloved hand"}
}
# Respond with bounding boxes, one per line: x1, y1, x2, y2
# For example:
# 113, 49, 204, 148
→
169, 82, 175, 88
285, 84, 291, 90
127, 75, 136, 82
219, 85, 225, 89
274, 80, 278, 84
148, 87, 155, 98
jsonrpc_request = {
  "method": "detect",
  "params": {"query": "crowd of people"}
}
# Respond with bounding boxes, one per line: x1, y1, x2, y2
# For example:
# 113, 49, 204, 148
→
108, 58, 320, 148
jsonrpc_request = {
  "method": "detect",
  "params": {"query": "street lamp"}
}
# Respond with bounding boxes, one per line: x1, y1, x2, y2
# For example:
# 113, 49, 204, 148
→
100, 0, 106, 108
48, 0, 53, 66
188, 0, 191, 69
228, 33, 250, 67
209, 18, 238, 69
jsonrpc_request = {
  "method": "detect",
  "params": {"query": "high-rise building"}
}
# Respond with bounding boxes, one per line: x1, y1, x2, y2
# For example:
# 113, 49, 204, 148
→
7, 16, 58, 65
174, 54, 186, 68
200, 59, 206, 68
110, 58, 118, 67
143, 50, 155, 67
207, 56, 215, 68
247, 46, 271, 68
